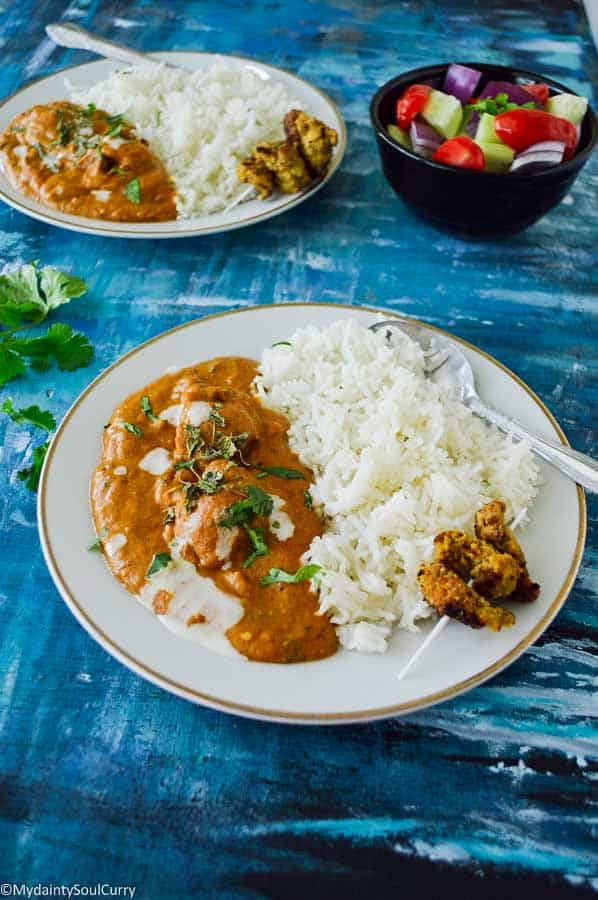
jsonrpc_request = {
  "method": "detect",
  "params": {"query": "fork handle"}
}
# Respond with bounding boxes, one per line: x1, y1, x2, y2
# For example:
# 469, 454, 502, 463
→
469, 396, 598, 493
46, 23, 157, 67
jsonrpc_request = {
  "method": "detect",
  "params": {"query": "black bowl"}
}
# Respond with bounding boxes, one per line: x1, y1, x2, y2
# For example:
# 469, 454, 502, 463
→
370, 62, 597, 238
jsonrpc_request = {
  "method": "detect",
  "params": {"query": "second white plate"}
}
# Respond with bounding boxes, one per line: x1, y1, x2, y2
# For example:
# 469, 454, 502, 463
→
0, 52, 346, 238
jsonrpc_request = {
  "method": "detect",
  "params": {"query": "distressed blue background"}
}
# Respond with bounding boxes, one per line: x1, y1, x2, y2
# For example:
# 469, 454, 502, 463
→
0, 1, 596, 897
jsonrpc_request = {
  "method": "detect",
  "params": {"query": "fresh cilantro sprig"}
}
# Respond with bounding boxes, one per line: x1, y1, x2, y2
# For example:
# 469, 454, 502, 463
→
219, 485, 274, 529
242, 526, 269, 569
146, 552, 172, 578
260, 564, 322, 587
0, 262, 91, 387
258, 466, 305, 480
1, 396, 56, 491
466, 92, 536, 116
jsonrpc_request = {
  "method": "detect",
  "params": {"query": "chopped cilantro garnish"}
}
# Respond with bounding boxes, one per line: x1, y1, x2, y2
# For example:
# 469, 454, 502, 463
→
163, 507, 175, 526
87, 527, 108, 552
123, 177, 141, 204
466, 93, 536, 116
106, 113, 124, 138
1, 398, 55, 431
140, 395, 158, 421
260, 564, 322, 587
303, 489, 313, 509
272, 341, 292, 347
121, 422, 143, 438
242, 526, 269, 569
219, 485, 273, 529
146, 552, 172, 578
182, 469, 224, 512
209, 409, 226, 428
258, 466, 305, 480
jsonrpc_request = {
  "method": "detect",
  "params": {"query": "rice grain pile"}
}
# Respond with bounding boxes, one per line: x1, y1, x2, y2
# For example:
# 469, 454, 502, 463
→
69, 62, 299, 217
255, 319, 540, 653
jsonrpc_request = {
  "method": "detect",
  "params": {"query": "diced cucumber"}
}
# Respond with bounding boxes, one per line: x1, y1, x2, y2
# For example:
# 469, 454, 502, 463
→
387, 123, 412, 150
474, 113, 501, 143
546, 93, 588, 125
477, 141, 514, 172
421, 89, 463, 139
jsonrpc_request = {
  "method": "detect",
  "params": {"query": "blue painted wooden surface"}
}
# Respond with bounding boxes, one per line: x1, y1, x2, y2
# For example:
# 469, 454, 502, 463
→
0, 1, 596, 897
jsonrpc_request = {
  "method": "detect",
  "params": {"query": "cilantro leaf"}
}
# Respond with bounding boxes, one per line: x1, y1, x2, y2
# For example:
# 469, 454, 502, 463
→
124, 177, 141, 204
0, 263, 87, 330
17, 440, 49, 491
258, 466, 305, 480
1, 398, 56, 431
303, 489, 313, 509
219, 485, 274, 529
209, 409, 226, 428
146, 552, 172, 578
87, 527, 108, 551
242, 526, 269, 569
121, 422, 144, 438
260, 564, 322, 587
9, 323, 93, 372
0, 346, 26, 386
140, 395, 159, 421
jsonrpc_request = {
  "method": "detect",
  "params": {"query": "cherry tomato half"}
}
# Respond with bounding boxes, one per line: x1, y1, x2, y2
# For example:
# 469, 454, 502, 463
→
494, 108, 577, 158
395, 84, 432, 131
523, 83, 550, 105
432, 136, 485, 170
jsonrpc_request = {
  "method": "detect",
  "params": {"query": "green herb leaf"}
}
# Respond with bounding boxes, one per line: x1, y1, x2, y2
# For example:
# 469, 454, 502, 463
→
121, 421, 144, 438
140, 395, 159, 421
9, 323, 94, 372
242, 526, 269, 569
87, 527, 108, 551
303, 489, 313, 509
260, 564, 322, 587
258, 466, 305, 480
146, 552, 172, 578
209, 409, 226, 428
123, 177, 141, 204
272, 341, 292, 347
106, 113, 124, 138
182, 469, 224, 512
0, 262, 86, 330
467, 94, 536, 116
83, 103, 96, 117
219, 484, 273, 529
0, 346, 27, 386
1, 398, 56, 431
17, 440, 49, 491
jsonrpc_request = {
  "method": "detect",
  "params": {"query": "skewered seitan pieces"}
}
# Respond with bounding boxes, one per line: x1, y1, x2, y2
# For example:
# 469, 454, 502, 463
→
236, 110, 338, 199
416, 501, 540, 631
417, 562, 515, 631
284, 109, 339, 175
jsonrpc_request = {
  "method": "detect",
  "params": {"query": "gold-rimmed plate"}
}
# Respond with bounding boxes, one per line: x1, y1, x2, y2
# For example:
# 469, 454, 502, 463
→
38, 304, 586, 723
0, 52, 346, 238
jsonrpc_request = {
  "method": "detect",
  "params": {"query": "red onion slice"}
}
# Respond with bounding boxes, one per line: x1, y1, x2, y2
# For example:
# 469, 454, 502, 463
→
409, 120, 442, 156
479, 81, 541, 107
443, 64, 482, 103
517, 140, 566, 158
510, 150, 563, 172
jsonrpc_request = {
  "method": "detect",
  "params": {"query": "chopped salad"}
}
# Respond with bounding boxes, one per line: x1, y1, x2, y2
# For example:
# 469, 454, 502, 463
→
386, 63, 589, 173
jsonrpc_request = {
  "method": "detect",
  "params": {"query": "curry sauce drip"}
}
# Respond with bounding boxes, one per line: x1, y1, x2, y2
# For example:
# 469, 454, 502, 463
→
0, 101, 176, 222
90, 357, 337, 664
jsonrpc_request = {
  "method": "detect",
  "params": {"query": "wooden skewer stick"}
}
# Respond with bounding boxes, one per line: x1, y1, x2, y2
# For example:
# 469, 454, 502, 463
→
396, 507, 528, 682
223, 185, 256, 214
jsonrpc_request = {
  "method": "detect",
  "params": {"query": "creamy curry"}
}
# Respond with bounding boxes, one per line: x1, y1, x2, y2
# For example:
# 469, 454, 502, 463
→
0, 101, 176, 222
90, 357, 337, 663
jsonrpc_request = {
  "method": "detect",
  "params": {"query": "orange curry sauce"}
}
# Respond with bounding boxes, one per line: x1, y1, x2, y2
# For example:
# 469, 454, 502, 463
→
90, 357, 337, 664
0, 101, 176, 222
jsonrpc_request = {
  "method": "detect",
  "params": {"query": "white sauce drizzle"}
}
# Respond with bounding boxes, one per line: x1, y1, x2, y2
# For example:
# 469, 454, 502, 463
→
216, 526, 239, 561
92, 189, 111, 202
139, 556, 243, 658
269, 495, 295, 541
13, 145, 27, 159
114, 465, 127, 476
139, 447, 172, 475
104, 533, 127, 555
159, 404, 182, 426
185, 401, 212, 426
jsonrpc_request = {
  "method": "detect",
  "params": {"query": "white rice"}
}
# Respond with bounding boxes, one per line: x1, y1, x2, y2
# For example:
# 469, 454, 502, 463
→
255, 319, 541, 654
69, 62, 299, 217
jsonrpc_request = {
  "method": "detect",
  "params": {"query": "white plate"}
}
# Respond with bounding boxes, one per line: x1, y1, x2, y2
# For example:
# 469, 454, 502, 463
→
0, 52, 346, 238
38, 304, 586, 723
